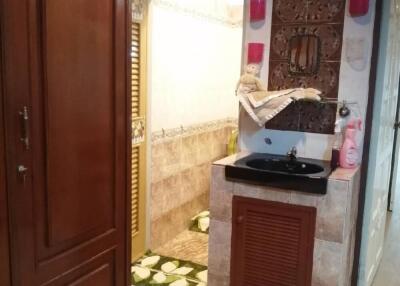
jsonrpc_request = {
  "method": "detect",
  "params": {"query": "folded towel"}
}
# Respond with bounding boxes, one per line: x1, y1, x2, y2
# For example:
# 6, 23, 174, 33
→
239, 88, 322, 127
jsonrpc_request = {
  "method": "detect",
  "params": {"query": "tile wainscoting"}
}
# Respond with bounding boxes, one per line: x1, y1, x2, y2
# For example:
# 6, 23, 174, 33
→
150, 118, 238, 249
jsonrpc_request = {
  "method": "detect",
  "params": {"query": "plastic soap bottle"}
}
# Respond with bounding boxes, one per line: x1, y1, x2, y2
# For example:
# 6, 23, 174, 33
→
340, 119, 362, 169
331, 119, 343, 169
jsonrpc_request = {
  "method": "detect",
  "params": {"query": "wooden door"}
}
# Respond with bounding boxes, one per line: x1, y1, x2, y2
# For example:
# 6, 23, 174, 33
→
0, 31, 11, 286
359, 0, 400, 284
231, 197, 316, 286
0, 0, 130, 285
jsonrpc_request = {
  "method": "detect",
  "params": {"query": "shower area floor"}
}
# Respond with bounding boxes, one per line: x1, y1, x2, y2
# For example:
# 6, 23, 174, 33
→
155, 230, 209, 266
132, 217, 209, 285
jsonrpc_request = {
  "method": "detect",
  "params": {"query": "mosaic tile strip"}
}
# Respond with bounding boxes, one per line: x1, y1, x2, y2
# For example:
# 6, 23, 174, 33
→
152, 118, 238, 144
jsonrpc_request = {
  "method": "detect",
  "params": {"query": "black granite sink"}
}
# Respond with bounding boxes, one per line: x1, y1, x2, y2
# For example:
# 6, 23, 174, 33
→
225, 153, 332, 194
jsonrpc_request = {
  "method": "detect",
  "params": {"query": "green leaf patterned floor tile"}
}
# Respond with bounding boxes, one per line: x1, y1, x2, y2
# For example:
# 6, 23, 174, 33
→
189, 210, 210, 234
132, 251, 207, 286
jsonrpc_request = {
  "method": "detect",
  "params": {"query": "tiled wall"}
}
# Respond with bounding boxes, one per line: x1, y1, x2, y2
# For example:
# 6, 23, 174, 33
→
150, 119, 237, 249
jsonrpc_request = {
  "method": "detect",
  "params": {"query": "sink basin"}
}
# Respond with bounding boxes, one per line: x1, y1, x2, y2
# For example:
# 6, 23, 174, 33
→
246, 158, 324, 175
225, 153, 332, 194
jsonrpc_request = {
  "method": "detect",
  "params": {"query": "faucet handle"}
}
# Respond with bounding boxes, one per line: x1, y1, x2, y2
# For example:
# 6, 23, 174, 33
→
264, 137, 272, 145
287, 147, 297, 159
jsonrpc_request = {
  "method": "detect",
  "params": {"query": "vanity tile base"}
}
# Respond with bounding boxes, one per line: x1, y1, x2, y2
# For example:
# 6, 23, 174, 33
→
208, 156, 360, 286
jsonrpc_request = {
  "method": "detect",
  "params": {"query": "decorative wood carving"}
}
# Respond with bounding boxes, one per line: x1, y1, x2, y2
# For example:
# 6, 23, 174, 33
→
289, 35, 321, 75
267, 0, 346, 134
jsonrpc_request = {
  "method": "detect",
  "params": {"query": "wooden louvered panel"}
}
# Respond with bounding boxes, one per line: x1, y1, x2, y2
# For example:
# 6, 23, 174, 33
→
131, 22, 140, 119
131, 21, 141, 237
131, 147, 140, 236
131, 7, 147, 262
231, 197, 316, 286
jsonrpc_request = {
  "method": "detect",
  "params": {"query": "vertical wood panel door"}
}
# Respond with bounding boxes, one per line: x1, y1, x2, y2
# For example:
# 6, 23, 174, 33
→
0, 30, 11, 286
231, 197, 316, 286
0, 0, 130, 285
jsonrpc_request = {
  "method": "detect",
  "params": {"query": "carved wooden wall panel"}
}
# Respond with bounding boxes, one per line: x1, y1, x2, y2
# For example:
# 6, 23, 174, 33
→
266, 0, 346, 134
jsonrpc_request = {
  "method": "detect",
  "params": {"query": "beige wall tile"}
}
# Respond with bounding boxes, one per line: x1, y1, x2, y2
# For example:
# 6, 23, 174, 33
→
151, 192, 209, 249
312, 239, 343, 286
316, 179, 349, 243
211, 128, 229, 160
150, 121, 237, 249
233, 182, 291, 203
181, 134, 199, 168
290, 191, 319, 207
150, 180, 165, 221
196, 163, 212, 195
208, 273, 230, 286
180, 168, 198, 203
210, 165, 233, 222
197, 131, 215, 164
151, 173, 182, 221
208, 219, 232, 277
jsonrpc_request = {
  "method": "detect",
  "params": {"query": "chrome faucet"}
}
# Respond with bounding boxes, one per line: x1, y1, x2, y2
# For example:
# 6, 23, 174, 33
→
264, 137, 272, 145
287, 147, 297, 162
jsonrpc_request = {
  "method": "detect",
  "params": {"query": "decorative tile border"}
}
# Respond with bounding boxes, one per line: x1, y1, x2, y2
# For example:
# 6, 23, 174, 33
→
151, 118, 238, 144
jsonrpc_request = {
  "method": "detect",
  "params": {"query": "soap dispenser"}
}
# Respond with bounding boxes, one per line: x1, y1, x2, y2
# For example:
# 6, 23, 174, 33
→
340, 119, 362, 169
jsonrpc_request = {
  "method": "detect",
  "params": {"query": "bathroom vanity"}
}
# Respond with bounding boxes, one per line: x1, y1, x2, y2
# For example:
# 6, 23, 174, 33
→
208, 152, 360, 286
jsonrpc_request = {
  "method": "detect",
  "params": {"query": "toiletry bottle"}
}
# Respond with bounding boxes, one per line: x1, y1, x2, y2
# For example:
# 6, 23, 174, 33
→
340, 119, 362, 169
331, 119, 342, 169
227, 129, 239, 156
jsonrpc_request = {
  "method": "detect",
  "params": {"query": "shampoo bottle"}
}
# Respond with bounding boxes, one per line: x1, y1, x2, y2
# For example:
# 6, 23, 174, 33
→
340, 119, 362, 169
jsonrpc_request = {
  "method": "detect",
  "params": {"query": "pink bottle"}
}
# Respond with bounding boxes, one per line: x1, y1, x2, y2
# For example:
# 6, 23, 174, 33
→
340, 119, 362, 169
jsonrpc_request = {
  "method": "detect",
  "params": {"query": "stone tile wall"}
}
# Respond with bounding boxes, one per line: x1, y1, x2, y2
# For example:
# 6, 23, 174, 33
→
209, 162, 360, 286
150, 119, 237, 249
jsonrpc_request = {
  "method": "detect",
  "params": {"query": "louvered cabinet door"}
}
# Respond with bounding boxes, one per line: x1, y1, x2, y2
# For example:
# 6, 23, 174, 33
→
231, 197, 316, 286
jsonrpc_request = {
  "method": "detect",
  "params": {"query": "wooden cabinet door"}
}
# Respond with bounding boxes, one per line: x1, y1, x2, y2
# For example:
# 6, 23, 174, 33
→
231, 197, 316, 286
0, 0, 130, 285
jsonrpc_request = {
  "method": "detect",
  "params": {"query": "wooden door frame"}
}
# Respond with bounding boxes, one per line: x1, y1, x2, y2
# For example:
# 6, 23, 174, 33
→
0, 3, 12, 284
351, 0, 384, 284
126, 0, 133, 281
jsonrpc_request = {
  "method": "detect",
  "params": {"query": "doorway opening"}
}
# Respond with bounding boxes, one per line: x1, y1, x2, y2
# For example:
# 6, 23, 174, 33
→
371, 74, 400, 286
357, 0, 400, 285
129, 1, 244, 284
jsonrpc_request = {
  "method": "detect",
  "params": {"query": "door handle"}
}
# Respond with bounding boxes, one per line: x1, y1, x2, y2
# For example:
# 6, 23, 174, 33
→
17, 165, 28, 183
394, 122, 400, 129
19, 106, 30, 150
